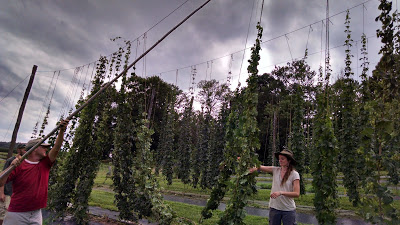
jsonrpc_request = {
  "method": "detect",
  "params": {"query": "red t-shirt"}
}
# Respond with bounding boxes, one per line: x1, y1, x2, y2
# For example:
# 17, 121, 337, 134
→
6, 156, 53, 212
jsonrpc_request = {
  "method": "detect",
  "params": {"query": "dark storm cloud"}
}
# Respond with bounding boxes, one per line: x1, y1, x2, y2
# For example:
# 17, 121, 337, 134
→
0, 0, 390, 142
0, 65, 26, 99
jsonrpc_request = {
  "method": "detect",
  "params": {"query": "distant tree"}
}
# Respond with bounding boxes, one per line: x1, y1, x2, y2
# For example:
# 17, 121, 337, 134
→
196, 79, 230, 189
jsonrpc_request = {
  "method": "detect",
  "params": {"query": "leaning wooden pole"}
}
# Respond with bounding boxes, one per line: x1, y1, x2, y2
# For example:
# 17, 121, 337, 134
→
0, 0, 212, 180
7, 65, 37, 158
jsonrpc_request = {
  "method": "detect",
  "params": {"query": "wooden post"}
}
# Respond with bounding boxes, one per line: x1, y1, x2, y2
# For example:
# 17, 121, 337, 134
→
7, 65, 37, 158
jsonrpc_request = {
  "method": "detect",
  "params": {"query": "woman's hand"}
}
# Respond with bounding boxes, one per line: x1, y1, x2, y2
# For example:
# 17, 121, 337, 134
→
249, 167, 258, 173
270, 191, 282, 199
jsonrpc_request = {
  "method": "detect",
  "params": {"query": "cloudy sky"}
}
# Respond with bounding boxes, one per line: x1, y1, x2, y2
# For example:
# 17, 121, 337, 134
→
0, 0, 394, 143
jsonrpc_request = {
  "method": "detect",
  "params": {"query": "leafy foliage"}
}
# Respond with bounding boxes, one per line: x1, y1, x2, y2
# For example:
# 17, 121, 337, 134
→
288, 83, 306, 195
48, 56, 109, 224
158, 101, 176, 185
132, 116, 175, 224
175, 96, 194, 185
311, 37, 338, 224
196, 80, 230, 189
312, 94, 339, 225
333, 10, 362, 207
201, 22, 262, 224
356, 1, 400, 223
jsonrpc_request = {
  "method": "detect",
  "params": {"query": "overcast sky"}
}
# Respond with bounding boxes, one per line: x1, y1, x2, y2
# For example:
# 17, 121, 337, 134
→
0, 0, 394, 143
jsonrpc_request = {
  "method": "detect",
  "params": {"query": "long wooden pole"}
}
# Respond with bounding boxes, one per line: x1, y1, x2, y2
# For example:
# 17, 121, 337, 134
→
0, 0, 212, 180
7, 65, 37, 158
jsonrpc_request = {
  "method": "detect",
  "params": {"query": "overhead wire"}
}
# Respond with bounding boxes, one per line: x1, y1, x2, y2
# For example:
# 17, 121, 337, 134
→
2, 0, 376, 112
259, 0, 265, 24
1, 0, 380, 141
86, 62, 96, 96
238, 0, 257, 84
304, 25, 313, 58
209, 33, 376, 85
148, 0, 375, 79
285, 35, 294, 61
70, 66, 85, 111
36, 0, 192, 74
0, 74, 30, 104
33, 71, 57, 137
30, 0, 374, 87
2, 108, 19, 142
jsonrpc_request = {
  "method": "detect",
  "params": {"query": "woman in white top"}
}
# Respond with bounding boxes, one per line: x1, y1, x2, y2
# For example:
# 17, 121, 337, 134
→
250, 149, 300, 225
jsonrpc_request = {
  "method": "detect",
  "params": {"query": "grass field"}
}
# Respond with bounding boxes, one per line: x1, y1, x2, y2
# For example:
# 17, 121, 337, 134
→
89, 189, 309, 225
88, 163, 400, 224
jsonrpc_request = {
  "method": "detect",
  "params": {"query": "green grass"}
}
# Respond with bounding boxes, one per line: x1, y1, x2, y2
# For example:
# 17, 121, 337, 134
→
88, 189, 273, 224
89, 189, 118, 211
88, 189, 313, 225
167, 200, 271, 225
89, 163, 400, 223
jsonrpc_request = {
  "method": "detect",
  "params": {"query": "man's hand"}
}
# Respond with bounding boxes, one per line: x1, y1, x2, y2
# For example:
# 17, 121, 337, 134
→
49, 119, 70, 163
59, 119, 69, 132
0, 192, 5, 202
11, 155, 22, 167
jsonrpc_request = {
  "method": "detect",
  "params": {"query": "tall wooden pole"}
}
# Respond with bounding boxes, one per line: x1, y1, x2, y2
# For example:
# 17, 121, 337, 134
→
7, 65, 37, 158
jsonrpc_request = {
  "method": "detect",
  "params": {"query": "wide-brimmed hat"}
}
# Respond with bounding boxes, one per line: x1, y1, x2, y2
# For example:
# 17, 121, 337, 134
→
274, 149, 297, 165
25, 138, 51, 150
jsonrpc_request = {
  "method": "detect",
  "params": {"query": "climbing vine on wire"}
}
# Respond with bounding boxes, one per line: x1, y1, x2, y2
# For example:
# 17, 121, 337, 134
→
357, 1, 400, 223
48, 55, 110, 224
335, 9, 362, 207
201, 22, 262, 224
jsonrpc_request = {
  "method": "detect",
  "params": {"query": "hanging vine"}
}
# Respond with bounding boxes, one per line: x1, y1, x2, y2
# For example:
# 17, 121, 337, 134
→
132, 115, 175, 224
288, 82, 306, 195
158, 101, 176, 185
48, 55, 109, 224
337, 9, 362, 207
358, 1, 400, 223
312, 14, 338, 223
176, 96, 194, 185
201, 22, 262, 224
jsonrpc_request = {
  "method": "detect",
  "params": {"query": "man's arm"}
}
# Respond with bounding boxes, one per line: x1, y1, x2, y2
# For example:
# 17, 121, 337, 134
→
0, 186, 5, 202
48, 120, 69, 163
0, 156, 21, 187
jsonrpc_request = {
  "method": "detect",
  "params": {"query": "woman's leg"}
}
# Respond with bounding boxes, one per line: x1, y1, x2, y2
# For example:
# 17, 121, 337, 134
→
269, 208, 283, 225
281, 210, 296, 225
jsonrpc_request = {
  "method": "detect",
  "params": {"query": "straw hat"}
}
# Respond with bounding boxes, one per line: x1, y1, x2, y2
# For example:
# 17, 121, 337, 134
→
274, 149, 297, 165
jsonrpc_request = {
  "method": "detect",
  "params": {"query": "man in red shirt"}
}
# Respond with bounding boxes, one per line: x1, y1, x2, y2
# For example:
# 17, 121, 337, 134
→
0, 143, 26, 225
0, 120, 69, 225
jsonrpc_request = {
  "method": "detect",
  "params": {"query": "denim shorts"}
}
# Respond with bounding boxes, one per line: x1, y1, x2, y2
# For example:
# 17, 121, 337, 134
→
269, 207, 296, 225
